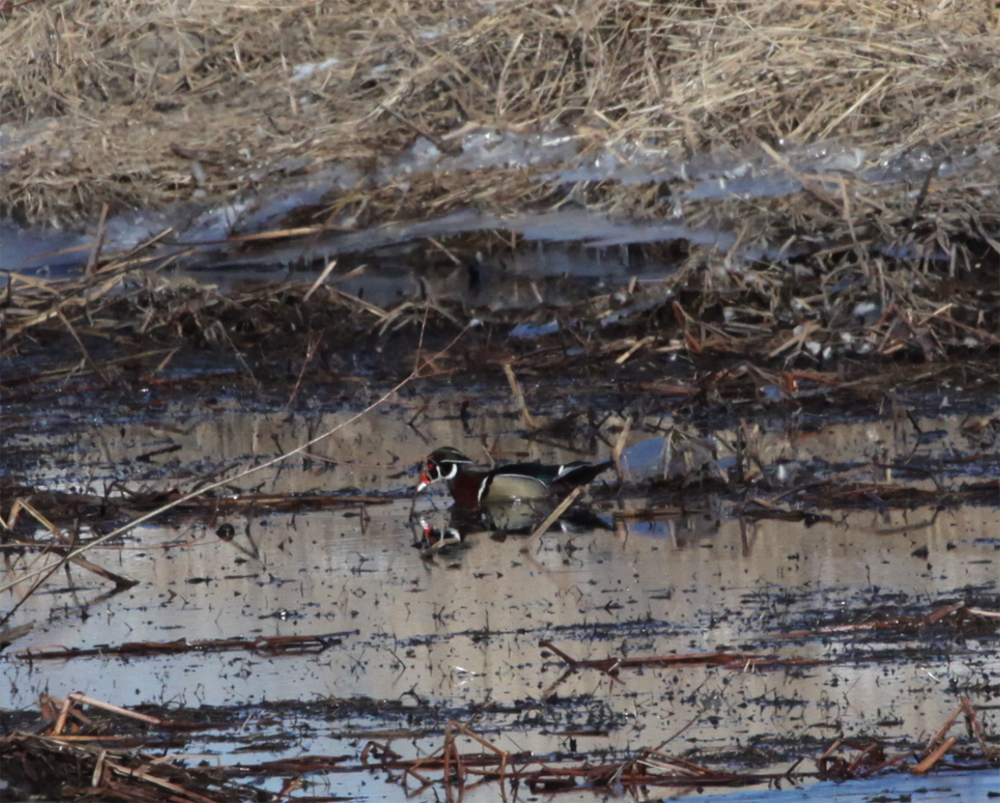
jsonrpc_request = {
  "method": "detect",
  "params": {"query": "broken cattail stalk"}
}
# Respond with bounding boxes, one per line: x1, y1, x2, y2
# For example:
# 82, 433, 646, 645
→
859, 750, 916, 777
911, 736, 958, 774
52, 695, 74, 736
539, 640, 580, 666
39, 735, 147, 743
303, 258, 338, 302
68, 693, 163, 726
91, 747, 107, 786
443, 722, 452, 786
961, 698, 994, 759
519, 487, 582, 554
923, 602, 966, 623
503, 362, 536, 429
923, 701, 965, 757
106, 761, 221, 803
612, 415, 631, 477
845, 742, 883, 773
615, 336, 652, 364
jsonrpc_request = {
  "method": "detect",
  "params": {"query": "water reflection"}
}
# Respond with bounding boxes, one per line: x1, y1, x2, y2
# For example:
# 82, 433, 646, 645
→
2, 390, 997, 802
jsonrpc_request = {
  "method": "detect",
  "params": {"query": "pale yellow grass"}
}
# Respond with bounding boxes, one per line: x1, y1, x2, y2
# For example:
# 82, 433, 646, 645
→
1, 0, 997, 252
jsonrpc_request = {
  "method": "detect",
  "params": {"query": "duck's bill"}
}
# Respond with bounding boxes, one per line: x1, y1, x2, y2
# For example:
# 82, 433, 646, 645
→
416, 473, 431, 492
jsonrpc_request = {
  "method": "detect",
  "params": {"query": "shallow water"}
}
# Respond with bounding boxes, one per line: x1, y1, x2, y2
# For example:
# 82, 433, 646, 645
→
2, 384, 998, 800
699, 770, 999, 802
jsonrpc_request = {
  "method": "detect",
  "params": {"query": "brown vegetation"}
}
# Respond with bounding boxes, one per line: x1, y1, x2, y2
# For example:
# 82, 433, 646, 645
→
1, 0, 998, 256
3, 686, 996, 801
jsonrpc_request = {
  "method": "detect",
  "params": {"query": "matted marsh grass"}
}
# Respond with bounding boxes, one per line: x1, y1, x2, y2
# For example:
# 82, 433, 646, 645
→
2, 236, 997, 407
1, 0, 998, 266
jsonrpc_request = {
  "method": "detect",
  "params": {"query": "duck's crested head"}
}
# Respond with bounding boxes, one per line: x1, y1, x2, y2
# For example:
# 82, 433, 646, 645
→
427, 446, 473, 465
416, 447, 474, 491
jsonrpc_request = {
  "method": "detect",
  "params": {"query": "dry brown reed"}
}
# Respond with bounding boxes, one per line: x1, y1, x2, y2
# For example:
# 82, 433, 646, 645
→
2, 0, 997, 244
2, 0, 998, 397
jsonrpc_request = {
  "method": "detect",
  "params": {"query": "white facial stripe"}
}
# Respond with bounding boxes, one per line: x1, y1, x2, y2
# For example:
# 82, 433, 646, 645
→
441, 462, 459, 480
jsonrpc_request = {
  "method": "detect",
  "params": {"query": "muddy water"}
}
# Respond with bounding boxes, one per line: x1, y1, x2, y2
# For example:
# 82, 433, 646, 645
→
2, 388, 998, 801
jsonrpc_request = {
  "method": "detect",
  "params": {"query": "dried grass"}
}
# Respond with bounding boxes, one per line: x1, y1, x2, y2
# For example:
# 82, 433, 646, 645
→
2, 1, 998, 390
2, 0, 998, 245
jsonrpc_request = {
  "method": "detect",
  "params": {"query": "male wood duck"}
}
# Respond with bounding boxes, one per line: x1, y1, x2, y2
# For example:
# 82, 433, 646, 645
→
416, 446, 614, 509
